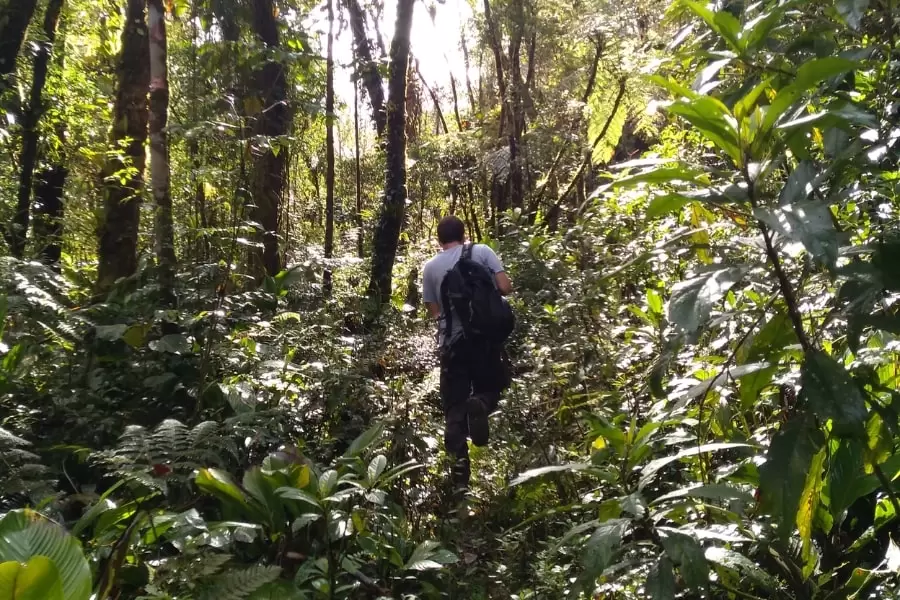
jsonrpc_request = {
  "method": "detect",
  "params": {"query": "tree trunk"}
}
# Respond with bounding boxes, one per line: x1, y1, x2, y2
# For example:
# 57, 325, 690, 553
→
343, 0, 386, 137
9, 0, 64, 258
148, 0, 176, 304
354, 78, 364, 258
248, 0, 289, 278
323, 0, 335, 296
0, 0, 38, 88
33, 165, 67, 268
96, 0, 150, 292
367, 0, 414, 304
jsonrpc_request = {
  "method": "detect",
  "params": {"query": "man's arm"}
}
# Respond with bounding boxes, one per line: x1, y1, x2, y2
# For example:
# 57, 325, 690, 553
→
425, 302, 441, 319
494, 271, 512, 296
479, 245, 513, 296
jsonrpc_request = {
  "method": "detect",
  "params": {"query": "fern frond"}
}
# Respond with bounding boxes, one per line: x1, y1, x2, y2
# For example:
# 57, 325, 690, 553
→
198, 564, 283, 600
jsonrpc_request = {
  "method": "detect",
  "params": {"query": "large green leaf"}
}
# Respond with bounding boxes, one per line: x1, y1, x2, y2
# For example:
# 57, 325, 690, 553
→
667, 266, 749, 334
704, 547, 777, 589
761, 58, 857, 133
801, 350, 867, 437
667, 97, 742, 165
658, 529, 708, 591
796, 447, 827, 563
0, 557, 64, 600
645, 555, 676, 600
754, 201, 839, 270
580, 519, 628, 580
342, 422, 384, 458
737, 311, 797, 409
682, 0, 742, 54
779, 160, 816, 205
758, 415, 826, 539
0, 511, 91, 600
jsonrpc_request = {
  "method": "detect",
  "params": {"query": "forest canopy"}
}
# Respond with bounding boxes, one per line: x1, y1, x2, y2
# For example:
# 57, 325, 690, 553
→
2, 0, 900, 598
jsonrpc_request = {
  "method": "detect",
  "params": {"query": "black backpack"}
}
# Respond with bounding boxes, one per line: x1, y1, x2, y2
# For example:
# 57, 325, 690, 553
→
440, 243, 515, 345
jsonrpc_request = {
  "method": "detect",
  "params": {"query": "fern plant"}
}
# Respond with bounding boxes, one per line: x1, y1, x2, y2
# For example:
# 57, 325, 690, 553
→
0, 427, 53, 506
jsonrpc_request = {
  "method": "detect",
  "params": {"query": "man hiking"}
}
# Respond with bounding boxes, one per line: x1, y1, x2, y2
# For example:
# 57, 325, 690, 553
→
422, 215, 513, 491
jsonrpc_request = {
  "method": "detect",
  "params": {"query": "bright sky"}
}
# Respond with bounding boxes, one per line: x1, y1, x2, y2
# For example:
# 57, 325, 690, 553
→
310, 0, 474, 117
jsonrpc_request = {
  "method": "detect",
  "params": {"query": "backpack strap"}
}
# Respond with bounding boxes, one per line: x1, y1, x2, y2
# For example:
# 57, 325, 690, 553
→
462, 242, 474, 261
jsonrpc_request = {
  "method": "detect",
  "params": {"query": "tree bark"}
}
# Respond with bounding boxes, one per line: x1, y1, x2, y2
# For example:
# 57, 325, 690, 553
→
323, 0, 335, 296
248, 0, 289, 278
148, 0, 176, 304
354, 78, 364, 258
9, 0, 64, 258
367, 0, 414, 304
0, 0, 38, 88
33, 165, 67, 268
343, 0, 386, 137
96, 0, 150, 292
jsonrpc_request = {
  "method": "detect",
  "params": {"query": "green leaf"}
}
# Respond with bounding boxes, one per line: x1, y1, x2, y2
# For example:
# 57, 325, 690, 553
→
640, 442, 754, 489
761, 58, 857, 133
647, 194, 691, 219
658, 528, 708, 591
318, 470, 337, 497
645, 556, 676, 600
827, 438, 866, 519
779, 160, 816, 205
801, 350, 868, 437
758, 415, 826, 539
404, 541, 446, 571
0, 557, 64, 600
154, 334, 192, 354
581, 519, 628, 579
682, 0, 742, 53
754, 201, 839, 270
342, 422, 384, 458
509, 463, 598, 486
704, 547, 777, 589
652, 483, 755, 505
196, 469, 251, 511
0, 510, 91, 600
796, 447, 826, 561
836, 0, 870, 29
667, 97, 742, 165
742, 7, 786, 52
667, 266, 749, 334
276, 487, 322, 511
94, 324, 127, 341
367, 455, 387, 485
610, 165, 709, 190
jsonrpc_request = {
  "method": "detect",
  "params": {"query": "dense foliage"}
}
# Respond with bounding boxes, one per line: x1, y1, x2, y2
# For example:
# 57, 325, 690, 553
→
2, 0, 900, 598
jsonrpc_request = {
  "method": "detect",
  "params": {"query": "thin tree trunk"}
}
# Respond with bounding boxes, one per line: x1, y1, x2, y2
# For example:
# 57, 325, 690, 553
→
249, 0, 289, 278
449, 74, 463, 130
354, 78, 364, 258
367, 0, 414, 304
148, 0, 176, 304
323, 0, 335, 296
459, 28, 477, 111
343, 0, 386, 136
97, 0, 150, 293
9, 0, 64, 258
0, 0, 38, 89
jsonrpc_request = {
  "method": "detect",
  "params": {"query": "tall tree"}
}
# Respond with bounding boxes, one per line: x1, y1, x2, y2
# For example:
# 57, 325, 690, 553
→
367, 0, 415, 303
0, 0, 38, 89
248, 0, 289, 278
148, 0, 176, 304
354, 78, 364, 258
8, 0, 65, 258
96, 0, 150, 292
323, 0, 335, 295
343, 0, 386, 136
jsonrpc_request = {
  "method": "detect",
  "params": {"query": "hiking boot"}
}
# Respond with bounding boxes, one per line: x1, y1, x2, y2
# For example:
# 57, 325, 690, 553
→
451, 457, 471, 491
467, 395, 490, 447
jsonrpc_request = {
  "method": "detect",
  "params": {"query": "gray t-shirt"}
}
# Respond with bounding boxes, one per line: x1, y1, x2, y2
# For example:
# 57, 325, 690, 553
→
422, 243, 505, 346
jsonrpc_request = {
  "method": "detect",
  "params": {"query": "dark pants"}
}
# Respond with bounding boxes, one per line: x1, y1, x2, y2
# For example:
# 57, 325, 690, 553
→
440, 337, 509, 473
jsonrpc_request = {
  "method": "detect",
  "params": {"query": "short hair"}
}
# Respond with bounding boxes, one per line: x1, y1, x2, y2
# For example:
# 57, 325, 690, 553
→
437, 215, 465, 244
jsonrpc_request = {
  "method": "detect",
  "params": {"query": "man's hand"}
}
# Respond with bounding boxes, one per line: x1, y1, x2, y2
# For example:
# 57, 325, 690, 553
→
425, 302, 441, 320
495, 272, 513, 296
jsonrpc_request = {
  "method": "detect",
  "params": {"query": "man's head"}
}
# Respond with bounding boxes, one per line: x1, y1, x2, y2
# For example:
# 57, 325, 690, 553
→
437, 215, 465, 246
